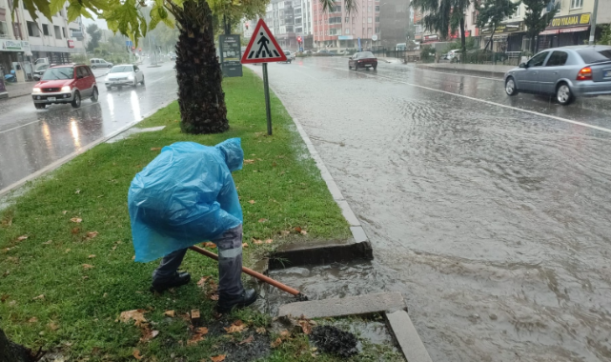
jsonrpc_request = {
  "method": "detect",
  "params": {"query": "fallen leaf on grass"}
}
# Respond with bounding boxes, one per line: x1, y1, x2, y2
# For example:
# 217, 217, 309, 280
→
8, 300, 16, 306
280, 230, 290, 237
32, 294, 45, 300
197, 276, 209, 287
265, 239, 273, 244
299, 320, 312, 335
252, 238, 263, 245
82, 264, 94, 270
279, 330, 291, 339
17, 235, 28, 241
71, 227, 80, 235
42, 240, 53, 245
88, 255, 96, 259
28, 317, 38, 323
294, 227, 302, 233
62, 210, 67, 215
224, 320, 246, 334
300, 230, 308, 235
258, 218, 268, 223
119, 309, 147, 326
270, 337, 283, 348
65, 249, 71, 253
133, 349, 143, 360
244, 159, 255, 164
210, 355, 226, 362
256, 327, 266, 335
75, 189, 81, 195
70, 218, 82, 223
248, 200, 256, 204
242, 243, 249, 248
209, 294, 219, 301
139, 326, 159, 342
164, 310, 175, 317
188, 333, 206, 346
150, 147, 162, 151
0, 294, 9, 302
202, 242, 216, 248
84, 232, 98, 241
48, 322, 59, 331
239, 335, 254, 345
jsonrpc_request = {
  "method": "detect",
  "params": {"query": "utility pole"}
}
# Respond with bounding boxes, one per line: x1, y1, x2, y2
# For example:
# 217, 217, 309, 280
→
589, 0, 599, 45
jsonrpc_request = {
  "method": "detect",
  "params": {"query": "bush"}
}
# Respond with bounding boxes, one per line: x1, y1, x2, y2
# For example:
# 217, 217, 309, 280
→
464, 49, 507, 63
420, 46, 436, 63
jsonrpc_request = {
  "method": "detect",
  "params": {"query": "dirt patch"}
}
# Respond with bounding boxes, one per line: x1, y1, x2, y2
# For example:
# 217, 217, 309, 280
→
310, 325, 358, 358
218, 332, 271, 362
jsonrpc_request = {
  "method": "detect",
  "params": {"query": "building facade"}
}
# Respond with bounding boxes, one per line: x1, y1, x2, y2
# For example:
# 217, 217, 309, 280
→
312, 0, 381, 50
378, 0, 409, 50
265, 0, 299, 51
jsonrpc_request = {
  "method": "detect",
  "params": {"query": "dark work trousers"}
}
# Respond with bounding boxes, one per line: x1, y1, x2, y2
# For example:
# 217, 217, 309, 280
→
152, 225, 244, 301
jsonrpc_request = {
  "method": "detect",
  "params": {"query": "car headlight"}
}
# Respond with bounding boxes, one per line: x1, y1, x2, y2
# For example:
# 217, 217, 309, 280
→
61, 86, 72, 92
128, 75, 135, 80
32, 87, 41, 94
105, 76, 111, 82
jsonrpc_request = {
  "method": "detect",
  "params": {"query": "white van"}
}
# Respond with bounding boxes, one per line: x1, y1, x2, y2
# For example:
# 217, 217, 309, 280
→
89, 58, 113, 69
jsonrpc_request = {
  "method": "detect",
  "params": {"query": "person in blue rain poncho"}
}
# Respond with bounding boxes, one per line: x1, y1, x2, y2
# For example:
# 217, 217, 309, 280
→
128, 138, 257, 313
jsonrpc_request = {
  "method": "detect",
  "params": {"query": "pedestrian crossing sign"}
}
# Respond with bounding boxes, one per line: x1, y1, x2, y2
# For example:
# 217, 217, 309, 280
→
241, 19, 287, 64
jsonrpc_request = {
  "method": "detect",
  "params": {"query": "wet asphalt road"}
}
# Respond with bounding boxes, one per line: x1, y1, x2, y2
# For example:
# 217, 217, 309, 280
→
250, 58, 611, 362
0, 62, 177, 192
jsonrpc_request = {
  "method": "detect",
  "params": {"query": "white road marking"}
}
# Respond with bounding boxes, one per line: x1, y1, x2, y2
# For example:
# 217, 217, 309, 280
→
322, 64, 611, 135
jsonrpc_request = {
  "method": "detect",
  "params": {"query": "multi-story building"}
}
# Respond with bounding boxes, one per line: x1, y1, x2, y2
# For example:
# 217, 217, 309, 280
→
265, 0, 299, 51
294, 0, 313, 49
0, 0, 86, 77
378, 0, 409, 50
312, 0, 381, 50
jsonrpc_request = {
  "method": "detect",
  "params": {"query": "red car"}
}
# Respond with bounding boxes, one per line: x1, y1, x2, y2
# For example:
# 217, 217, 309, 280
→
349, 51, 378, 71
32, 64, 98, 109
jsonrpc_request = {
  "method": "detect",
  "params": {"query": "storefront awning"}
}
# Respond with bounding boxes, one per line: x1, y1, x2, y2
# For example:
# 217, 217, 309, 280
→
559, 26, 589, 33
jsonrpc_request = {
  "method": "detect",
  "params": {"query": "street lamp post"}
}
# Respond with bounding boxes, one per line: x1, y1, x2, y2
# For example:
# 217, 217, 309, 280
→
589, 0, 599, 45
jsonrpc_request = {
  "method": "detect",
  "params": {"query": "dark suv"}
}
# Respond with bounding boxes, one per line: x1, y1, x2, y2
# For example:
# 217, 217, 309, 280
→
32, 64, 98, 109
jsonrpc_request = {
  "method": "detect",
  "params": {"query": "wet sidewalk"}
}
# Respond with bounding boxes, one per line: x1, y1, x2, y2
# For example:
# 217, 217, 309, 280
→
2, 81, 36, 99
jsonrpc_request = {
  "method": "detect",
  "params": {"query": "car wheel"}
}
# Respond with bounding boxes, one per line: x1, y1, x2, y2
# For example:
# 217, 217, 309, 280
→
505, 77, 518, 96
91, 87, 98, 102
556, 83, 573, 105
92, 65, 97, 69
71, 91, 81, 108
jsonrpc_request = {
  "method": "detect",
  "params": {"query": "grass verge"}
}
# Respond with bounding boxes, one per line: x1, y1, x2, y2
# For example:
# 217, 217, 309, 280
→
0, 69, 391, 361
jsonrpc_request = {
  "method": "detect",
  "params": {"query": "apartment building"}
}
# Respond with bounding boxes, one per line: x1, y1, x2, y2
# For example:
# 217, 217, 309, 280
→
0, 0, 86, 76
265, 0, 299, 50
378, 0, 409, 49
312, 0, 381, 50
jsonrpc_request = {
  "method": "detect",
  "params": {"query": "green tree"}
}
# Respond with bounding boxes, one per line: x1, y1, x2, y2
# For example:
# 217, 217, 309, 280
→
412, 0, 472, 59
86, 23, 102, 52
523, 0, 559, 53
600, 24, 611, 45
14, 0, 355, 135
476, 0, 519, 51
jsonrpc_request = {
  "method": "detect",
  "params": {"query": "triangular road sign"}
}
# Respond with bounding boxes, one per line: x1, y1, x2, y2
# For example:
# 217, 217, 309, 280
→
241, 19, 287, 64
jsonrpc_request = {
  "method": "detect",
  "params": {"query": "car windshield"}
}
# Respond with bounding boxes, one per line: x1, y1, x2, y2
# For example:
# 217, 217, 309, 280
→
576, 49, 611, 64
41, 67, 74, 80
110, 66, 133, 73
358, 52, 375, 58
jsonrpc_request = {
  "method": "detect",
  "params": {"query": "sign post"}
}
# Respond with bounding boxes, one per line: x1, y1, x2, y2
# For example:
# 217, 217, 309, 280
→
241, 19, 287, 135
219, 34, 243, 77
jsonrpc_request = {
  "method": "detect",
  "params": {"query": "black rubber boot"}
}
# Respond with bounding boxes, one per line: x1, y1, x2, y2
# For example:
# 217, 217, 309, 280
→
150, 272, 191, 293
217, 289, 258, 313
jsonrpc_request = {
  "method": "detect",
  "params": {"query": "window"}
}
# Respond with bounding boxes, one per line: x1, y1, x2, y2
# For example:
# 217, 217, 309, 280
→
368, 17, 372, 23
329, 17, 342, 24
570, 0, 583, 9
375, 5, 380, 11
528, 51, 549, 67
77, 67, 86, 78
27, 21, 40, 37
62, 27, 67, 38
345, 29, 350, 34
375, 17, 380, 22
0, 21, 7, 37
576, 49, 611, 64
42, 24, 49, 36
54, 25, 61, 39
546, 51, 568, 66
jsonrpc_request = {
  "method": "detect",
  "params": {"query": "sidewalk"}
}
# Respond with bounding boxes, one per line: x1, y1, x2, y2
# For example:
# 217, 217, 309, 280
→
2, 81, 35, 99
416, 62, 514, 78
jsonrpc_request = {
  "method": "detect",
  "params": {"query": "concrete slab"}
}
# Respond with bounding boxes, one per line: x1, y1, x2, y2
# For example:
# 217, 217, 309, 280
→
386, 310, 433, 362
350, 226, 368, 243
278, 292, 405, 319
105, 126, 166, 143
269, 241, 373, 269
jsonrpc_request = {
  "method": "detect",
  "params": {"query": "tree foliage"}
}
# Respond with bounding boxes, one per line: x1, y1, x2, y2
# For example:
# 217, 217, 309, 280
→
476, 0, 519, 50
600, 24, 611, 45
412, 0, 471, 56
86, 23, 102, 52
523, 0, 559, 52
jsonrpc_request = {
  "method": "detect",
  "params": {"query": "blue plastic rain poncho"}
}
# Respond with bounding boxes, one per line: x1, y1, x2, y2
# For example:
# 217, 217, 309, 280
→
128, 139, 244, 262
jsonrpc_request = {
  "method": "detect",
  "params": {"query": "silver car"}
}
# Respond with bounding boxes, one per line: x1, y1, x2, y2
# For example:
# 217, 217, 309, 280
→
104, 64, 145, 89
504, 45, 611, 105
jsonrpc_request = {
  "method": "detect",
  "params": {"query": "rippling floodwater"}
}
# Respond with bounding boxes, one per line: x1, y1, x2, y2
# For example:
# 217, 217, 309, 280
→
252, 58, 611, 362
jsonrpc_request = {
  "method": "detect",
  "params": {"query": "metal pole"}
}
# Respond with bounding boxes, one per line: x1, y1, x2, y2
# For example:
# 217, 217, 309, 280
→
262, 62, 272, 135
589, 0, 599, 45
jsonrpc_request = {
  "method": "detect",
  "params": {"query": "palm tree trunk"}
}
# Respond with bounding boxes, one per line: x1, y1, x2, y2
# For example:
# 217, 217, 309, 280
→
459, 18, 466, 62
173, 0, 229, 134
0, 328, 35, 362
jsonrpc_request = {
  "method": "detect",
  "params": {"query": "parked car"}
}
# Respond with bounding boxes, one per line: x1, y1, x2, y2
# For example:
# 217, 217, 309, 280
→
105, 64, 145, 89
445, 49, 461, 62
32, 64, 98, 109
504, 45, 611, 105
349, 51, 378, 71
315, 49, 330, 56
32, 64, 49, 81
89, 58, 113, 69
284, 51, 295, 63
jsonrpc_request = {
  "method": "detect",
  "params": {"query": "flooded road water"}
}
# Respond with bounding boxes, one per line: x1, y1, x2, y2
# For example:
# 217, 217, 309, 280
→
251, 58, 611, 362
0, 62, 178, 192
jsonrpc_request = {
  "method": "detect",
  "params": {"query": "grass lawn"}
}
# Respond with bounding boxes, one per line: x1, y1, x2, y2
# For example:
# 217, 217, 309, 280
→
0, 69, 406, 362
